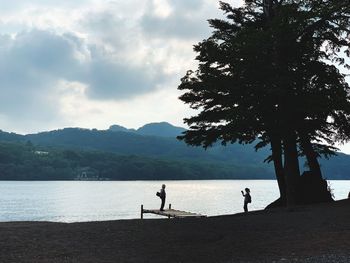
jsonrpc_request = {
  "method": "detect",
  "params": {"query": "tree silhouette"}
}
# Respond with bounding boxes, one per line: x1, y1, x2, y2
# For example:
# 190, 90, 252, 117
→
178, 0, 350, 206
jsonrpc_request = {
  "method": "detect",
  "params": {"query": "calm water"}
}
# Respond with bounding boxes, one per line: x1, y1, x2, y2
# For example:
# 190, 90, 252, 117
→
0, 180, 348, 222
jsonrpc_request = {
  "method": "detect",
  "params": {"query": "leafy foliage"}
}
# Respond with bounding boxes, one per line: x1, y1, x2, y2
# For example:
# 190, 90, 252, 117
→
178, 0, 350, 151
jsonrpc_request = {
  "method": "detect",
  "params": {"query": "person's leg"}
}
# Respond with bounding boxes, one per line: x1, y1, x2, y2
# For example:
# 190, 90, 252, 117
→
160, 198, 165, 211
244, 202, 248, 213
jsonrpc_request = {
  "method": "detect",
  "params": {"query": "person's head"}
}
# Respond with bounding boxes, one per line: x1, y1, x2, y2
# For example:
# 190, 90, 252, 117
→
162, 184, 166, 189
245, 188, 250, 193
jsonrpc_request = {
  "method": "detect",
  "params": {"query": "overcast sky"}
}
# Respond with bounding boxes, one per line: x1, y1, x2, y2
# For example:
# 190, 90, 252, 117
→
0, 0, 242, 135
1, 0, 350, 153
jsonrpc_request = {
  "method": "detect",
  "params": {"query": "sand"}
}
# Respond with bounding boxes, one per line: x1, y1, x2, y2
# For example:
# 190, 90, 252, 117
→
0, 199, 349, 262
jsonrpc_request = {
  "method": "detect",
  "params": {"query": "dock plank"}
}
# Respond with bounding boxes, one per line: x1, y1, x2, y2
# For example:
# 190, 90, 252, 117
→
142, 207, 206, 219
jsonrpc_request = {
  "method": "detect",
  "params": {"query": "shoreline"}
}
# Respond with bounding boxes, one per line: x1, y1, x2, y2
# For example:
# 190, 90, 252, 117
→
0, 199, 349, 262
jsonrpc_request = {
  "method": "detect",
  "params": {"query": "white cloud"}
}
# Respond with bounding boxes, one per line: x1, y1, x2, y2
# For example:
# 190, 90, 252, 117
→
0, 27, 171, 110
140, 0, 220, 40
0, 0, 254, 134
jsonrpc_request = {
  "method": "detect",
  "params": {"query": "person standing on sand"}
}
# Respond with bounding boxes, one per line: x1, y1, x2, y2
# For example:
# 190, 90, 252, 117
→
157, 184, 166, 211
241, 188, 251, 213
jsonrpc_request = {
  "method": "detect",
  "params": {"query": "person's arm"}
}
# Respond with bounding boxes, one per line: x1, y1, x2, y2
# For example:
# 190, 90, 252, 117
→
241, 190, 245, 196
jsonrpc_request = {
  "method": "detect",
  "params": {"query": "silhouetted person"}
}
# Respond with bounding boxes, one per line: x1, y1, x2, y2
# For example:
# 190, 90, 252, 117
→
348, 191, 350, 199
241, 188, 251, 213
157, 184, 166, 211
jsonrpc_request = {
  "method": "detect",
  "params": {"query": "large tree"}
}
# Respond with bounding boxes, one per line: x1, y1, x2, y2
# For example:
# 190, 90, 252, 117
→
178, 0, 350, 206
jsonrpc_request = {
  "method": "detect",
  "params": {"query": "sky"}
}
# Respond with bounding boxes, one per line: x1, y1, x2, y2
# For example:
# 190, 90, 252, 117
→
1, 0, 350, 153
0, 0, 243, 135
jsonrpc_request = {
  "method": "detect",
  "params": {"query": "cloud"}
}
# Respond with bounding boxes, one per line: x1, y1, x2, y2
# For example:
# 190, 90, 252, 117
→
2, 28, 168, 90
84, 53, 167, 99
0, 0, 245, 133
10, 30, 82, 77
139, 0, 244, 40
0, 31, 64, 121
140, 0, 218, 40
0, 27, 171, 128
0, 0, 93, 12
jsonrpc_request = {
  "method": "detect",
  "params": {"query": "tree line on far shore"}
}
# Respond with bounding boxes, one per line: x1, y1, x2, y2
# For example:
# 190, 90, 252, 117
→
0, 141, 271, 180
0, 139, 349, 181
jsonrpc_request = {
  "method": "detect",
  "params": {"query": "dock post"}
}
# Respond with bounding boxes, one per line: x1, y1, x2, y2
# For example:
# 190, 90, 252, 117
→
141, 205, 143, 219
168, 204, 171, 219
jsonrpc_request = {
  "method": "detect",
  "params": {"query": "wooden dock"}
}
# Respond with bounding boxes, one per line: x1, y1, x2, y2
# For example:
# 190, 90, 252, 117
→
141, 204, 206, 219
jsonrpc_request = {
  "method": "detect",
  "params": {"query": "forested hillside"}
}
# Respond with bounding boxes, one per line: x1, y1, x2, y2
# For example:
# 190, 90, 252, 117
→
0, 122, 349, 180
0, 142, 271, 180
0, 123, 271, 165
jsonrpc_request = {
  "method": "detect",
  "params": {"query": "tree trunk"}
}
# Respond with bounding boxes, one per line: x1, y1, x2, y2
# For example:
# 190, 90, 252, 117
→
299, 133, 322, 179
283, 130, 300, 206
271, 136, 286, 204
263, 0, 274, 19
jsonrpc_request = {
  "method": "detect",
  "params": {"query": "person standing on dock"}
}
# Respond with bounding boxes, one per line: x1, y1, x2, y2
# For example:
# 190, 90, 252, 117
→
157, 184, 166, 211
241, 188, 251, 213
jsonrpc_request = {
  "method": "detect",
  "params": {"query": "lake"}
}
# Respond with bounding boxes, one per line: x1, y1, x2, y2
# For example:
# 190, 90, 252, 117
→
0, 180, 348, 222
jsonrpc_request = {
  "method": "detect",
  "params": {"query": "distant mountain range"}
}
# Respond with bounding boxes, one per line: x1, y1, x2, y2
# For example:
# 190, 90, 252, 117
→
109, 122, 186, 137
0, 122, 349, 180
0, 122, 271, 165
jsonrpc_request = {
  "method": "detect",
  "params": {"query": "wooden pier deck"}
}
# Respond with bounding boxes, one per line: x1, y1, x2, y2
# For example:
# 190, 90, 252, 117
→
141, 204, 206, 219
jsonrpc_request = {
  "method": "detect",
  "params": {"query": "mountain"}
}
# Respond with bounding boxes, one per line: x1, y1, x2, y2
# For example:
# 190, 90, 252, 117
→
136, 122, 186, 137
0, 130, 23, 142
22, 127, 269, 165
108, 125, 136, 133
108, 122, 187, 138
0, 122, 349, 180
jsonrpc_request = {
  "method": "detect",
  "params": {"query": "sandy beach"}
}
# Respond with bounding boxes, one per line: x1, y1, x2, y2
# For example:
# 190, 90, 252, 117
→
0, 199, 349, 262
